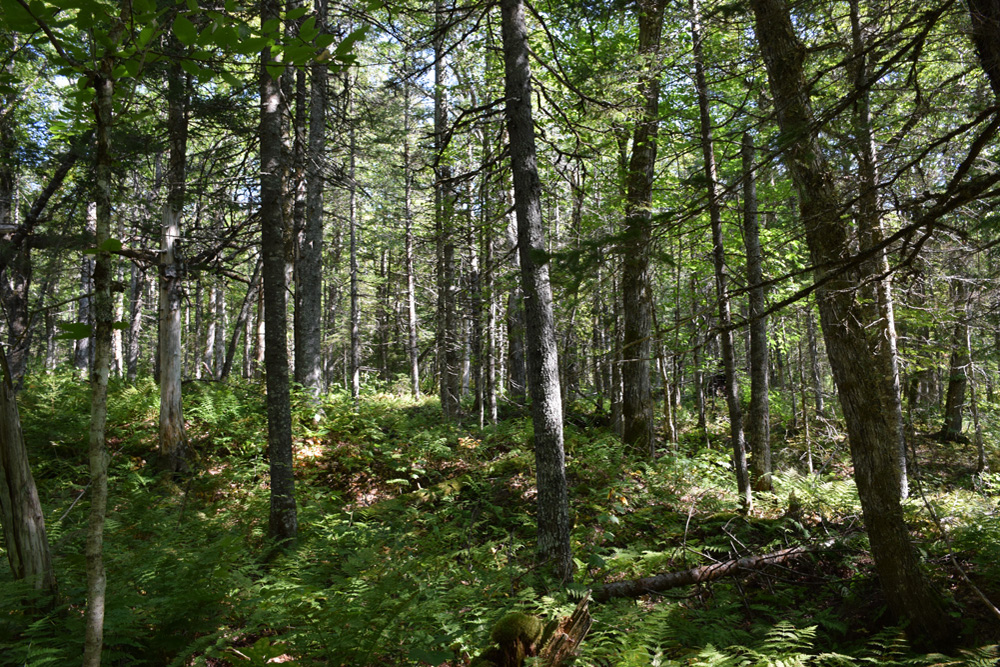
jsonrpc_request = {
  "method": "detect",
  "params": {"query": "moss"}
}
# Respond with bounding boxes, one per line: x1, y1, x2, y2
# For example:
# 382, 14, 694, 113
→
491, 612, 544, 647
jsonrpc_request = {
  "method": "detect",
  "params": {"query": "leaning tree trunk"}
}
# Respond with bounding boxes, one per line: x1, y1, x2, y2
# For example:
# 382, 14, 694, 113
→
850, 0, 906, 498
261, 0, 298, 545
500, 0, 573, 582
749, 0, 954, 644
0, 342, 57, 602
158, 58, 188, 474
621, 0, 667, 457
742, 132, 771, 491
692, 0, 752, 510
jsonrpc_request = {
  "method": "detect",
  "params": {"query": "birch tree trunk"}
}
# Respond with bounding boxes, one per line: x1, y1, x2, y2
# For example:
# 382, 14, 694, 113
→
501, 0, 573, 581
158, 59, 188, 474
403, 63, 421, 399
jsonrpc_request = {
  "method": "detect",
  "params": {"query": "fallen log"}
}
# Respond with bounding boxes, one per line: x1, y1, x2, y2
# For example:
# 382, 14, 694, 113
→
593, 540, 835, 602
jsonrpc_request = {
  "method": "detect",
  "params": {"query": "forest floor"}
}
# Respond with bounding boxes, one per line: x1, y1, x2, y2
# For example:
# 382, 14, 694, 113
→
2, 373, 999, 666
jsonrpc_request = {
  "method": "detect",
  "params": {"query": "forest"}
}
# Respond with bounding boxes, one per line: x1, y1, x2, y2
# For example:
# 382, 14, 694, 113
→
2, 0, 1000, 664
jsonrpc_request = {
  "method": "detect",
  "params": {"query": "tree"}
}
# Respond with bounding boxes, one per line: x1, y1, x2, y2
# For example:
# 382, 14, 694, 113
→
742, 132, 771, 492
260, 0, 297, 546
0, 341, 56, 601
158, 56, 188, 475
500, 0, 573, 581
294, 0, 327, 399
691, 0, 751, 510
621, 0, 666, 456
748, 0, 955, 643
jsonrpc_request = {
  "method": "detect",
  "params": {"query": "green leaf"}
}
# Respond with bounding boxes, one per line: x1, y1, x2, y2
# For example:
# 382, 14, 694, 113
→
286, 5, 307, 20
112, 321, 130, 331
220, 70, 242, 88
266, 63, 284, 80
136, 21, 159, 49
186, 0, 198, 11
335, 26, 367, 57
55, 322, 93, 340
173, 14, 196, 45
180, 59, 201, 77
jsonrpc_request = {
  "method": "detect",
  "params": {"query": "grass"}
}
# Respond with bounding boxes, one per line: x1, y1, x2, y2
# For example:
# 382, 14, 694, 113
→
1, 371, 998, 666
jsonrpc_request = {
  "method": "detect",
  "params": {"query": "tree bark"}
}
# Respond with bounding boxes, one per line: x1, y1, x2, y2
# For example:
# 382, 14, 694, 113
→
500, 0, 573, 582
0, 342, 57, 602
850, 0, 907, 498
158, 59, 188, 475
294, 0, 326, 397
75, 203, 96, 374
222, 258, 262, 382
403, 63, 421, 399
125, 262, 144, 382
749, 0, 954, 643
621, 0, 666, 457
692, 0, 752, 510
967, 0, 1000, 98
940, 277, 969, 441
261, 0, 297, 545
83, 57, 116, 667
434, 0, 460, 419
742, 132, 771, 491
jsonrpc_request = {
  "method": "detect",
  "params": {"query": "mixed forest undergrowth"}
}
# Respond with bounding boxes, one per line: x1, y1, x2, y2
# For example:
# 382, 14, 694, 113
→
2, 372, 999, 666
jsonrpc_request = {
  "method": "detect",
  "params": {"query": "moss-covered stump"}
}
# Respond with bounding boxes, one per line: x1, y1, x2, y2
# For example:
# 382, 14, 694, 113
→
470, 612, 546, 667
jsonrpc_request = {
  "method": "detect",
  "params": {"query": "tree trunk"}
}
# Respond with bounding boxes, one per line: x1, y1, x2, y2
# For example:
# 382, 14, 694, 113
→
125, 263, 144, 382
75, 203, 97, 374
850, 0, 907, 498
967, 0, 1000, 98
222, 258, 262, 382
349, 102, 361, 402
806, 305, 824, 416
204, 282, 217, 378
940, 277, 969, 441
434, 1, 460, 419
83, 58, 116, 667
158, 60, 188, 475
692, 0, 752, 510
621, 0, 666, 457
294, 0, 326, 397
261, 0, 298, 545
742, 132, 771, 491
501, 0, 573, 582
749, 0, 954, 643
0, 342, 57, 602
403, 66, 421, 399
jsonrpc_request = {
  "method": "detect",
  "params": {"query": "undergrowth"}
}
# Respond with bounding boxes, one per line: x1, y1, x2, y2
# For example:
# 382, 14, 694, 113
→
1, 370, 998, 666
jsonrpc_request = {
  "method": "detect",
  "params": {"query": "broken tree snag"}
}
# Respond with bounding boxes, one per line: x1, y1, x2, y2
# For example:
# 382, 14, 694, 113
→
593, 541, 833, 602
538, 594, 592, 667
